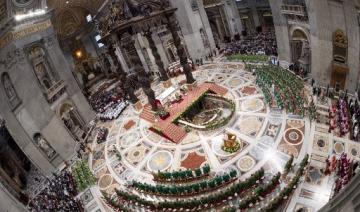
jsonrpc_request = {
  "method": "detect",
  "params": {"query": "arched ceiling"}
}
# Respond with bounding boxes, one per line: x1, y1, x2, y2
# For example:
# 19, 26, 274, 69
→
47, 0, 105, 38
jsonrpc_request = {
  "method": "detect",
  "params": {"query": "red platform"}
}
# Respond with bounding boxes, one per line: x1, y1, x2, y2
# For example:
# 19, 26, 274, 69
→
140, 83, 228, 143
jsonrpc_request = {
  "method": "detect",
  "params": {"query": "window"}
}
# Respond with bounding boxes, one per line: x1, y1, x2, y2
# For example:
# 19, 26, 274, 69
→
86, 14, 92, 22
95, 34, 104, 48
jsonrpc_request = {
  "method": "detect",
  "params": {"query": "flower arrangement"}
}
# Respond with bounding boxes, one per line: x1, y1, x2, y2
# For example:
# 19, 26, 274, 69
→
153, 164, 211, 183
72, 160, 97, 192
107, 168, 265, 210
155, 106, 170, 120
132, 172, 237, 196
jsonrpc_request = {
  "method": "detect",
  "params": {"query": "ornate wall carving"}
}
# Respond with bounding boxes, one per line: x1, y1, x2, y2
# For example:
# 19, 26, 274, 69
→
333, 29, 348, 64
27, 45, 59, 90
0, 49, 25, 69
0, 20, 52, 49
1, 73, 21, 110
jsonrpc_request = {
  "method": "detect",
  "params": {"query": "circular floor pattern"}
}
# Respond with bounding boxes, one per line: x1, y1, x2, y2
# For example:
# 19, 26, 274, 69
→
351, 148, 358, 157
228, 78, 245, 87
98, 174, 113, 190
241, 98, 264, 112
237, 155, 256, 172
317, 139, 325, 148
126, 146, 147, 164
284, 128, 304, 145
87, 62, 322, 212
334, 142, 345, 154
119, 132, 140, 148
147, 151, 173, 172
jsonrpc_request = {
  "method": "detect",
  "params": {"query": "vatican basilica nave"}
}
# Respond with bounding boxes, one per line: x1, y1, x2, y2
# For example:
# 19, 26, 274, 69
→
1, 0, 360, 212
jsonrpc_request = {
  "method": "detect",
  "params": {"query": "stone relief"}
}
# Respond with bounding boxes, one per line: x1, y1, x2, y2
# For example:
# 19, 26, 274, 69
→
0, 49, 25, 69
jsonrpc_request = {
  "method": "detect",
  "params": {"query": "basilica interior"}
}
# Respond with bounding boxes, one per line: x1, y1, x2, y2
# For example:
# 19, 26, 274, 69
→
1, 0, 360, 212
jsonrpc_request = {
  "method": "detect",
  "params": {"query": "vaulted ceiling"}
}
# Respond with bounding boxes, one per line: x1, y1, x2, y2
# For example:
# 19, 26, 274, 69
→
47, 0, 105, 38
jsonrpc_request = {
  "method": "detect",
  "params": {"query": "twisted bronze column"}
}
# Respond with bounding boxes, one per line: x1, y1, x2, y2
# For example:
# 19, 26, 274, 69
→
106, 36, 138, 103
129, 52, 158, 111
165, 14, 195, 84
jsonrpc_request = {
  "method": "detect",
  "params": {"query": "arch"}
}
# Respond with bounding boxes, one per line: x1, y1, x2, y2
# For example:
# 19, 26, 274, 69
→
291, 28, 308, 41
58, 101, 74, 118
289, 26, 310, 42
58, 101, 86, 141
1, 72, 21, 110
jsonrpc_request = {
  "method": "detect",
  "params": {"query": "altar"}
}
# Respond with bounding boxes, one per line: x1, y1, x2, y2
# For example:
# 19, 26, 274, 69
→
140, 83, 228, 143
157, 86, 177, 104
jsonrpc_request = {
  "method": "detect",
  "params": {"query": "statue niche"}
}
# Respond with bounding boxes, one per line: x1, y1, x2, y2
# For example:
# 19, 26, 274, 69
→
28, 45, 60, 94
33, 133, 56, 160
1, 72, 21, 110
59, 103, 86, 141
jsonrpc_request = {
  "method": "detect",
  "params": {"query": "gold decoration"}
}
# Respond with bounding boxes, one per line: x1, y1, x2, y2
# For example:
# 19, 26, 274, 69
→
0, 20, 52, 48
222, 132, 242, 153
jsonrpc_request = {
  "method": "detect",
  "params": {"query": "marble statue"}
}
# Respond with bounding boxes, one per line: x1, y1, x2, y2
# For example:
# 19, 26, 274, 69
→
34, 134, 56, 159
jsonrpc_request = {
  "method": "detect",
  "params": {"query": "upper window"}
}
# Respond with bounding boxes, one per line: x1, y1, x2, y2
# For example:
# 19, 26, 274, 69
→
86, 14, 92, 22
95, 34, 104, 48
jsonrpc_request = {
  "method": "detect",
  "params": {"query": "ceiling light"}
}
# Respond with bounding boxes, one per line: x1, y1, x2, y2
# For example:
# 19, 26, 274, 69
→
14, 9, 46, 21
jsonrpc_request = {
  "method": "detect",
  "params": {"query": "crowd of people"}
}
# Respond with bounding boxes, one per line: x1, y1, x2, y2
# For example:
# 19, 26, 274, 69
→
349, 98, 360, 141
98, 100, 128, 121
28, 171, 81, 212
97, 127, 109, 144
329, 97, 350, 137
222, 31, 278, 56
167, 59, 195, 77
90, 86, 128, 121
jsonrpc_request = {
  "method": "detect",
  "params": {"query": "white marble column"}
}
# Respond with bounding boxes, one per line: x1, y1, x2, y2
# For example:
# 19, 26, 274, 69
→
169, 0, 213, 59
223, 0, 244, 36
215, 16, 225, 41
251, 6, 260, 28
269, 0, 291, 67
115, 46, 130, 73
198, 0, 216, 51
134, 33, 151, 74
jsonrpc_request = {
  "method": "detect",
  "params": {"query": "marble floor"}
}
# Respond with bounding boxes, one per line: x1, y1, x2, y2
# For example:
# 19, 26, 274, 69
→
86, 61, 360, 211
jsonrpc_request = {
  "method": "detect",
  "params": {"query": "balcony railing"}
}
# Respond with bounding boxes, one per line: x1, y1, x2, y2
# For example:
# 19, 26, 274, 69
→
203, 0, 223, 8
46, 80, 66, 103
281, 5, 307, 16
